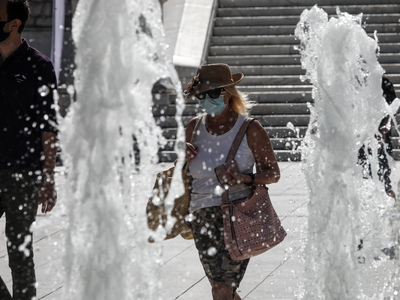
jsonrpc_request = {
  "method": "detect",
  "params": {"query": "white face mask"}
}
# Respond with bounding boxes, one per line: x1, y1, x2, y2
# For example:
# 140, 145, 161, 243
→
199, 95, 226, 116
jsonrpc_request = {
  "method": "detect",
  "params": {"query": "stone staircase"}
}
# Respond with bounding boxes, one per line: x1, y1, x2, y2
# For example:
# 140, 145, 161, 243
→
157, 0, 400, 162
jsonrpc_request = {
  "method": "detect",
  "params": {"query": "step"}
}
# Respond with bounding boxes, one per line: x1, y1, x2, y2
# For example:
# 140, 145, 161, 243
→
381, 63, 400, 74
271, 137, 302, 150
159, 151, 177, 163
207, 54, 301, 65
211, 35, 298, 46
242, 75, 400, 88
247, 91, 313, 103
217, 5, 400, 17
215, 16, 301, 27
160, 126, 309, 140
274, 150, 302, 162
182, 91, 314, 104
213, 25, 299, 36
376, 33, 400, 43
249, 103, 310, 115
157, 114, 310, 128
211, 33, 400, 46
366, 23, 400, 34
215, 14, 400, 27
153, 104, 202, 117
159, 149, 305, 163
159, 137, 303, 152
258, 126, 308, 138
210, 43, 400, 56
209, 43, 399, 57
241, 75, 305, 86
158, 151, 304, 163
213, 24, 400, 36
229, 65, 305, 76
159, 148, 400, 163
377, 74, 400, 85
379, 54, 400, 64
207, 53, 400, 67
219, 0, 400, 8
171, 92, 314, 106
158, 147, 303, 163
209, 45, 299, 56
238, 85, 312, 93
251, 114, 310, 127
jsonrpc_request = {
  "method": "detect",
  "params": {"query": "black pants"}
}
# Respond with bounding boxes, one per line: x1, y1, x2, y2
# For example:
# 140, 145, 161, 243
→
0, 170, 40, 300
191, 206, 249, 289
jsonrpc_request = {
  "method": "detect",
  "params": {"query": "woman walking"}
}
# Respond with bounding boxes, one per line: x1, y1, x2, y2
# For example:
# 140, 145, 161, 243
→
184, 64, 281, 300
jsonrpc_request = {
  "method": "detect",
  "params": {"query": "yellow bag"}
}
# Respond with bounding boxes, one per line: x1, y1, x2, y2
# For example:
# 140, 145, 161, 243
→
146, 165, 193, 241
146, 115, 203, 242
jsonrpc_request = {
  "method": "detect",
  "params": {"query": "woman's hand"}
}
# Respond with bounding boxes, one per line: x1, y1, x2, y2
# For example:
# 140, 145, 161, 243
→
226, 169, 252, 186
186, 142, 198, 162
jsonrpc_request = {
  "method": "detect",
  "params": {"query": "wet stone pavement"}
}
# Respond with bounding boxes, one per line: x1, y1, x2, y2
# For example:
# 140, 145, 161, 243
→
0, 161, 399, 299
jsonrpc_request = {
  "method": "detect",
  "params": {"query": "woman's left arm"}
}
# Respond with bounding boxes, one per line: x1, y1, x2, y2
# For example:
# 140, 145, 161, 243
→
228, 120, 281, 184
245, 120, 280, 185
226, 119, 280, 186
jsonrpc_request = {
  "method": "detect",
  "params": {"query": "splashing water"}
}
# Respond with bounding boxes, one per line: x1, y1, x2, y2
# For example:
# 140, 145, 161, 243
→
295, 6, 400, 299
59, 1, 186, 299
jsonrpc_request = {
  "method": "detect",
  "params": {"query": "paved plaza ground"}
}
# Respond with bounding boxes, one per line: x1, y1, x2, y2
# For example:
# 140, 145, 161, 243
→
0, 161, 399, 299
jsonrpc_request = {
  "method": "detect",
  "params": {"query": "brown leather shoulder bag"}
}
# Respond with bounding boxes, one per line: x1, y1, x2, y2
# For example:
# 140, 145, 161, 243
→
216, 118, 287, 260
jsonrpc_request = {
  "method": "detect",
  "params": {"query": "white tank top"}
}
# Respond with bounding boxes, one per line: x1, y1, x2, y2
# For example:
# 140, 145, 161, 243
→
189, 114, 255, 213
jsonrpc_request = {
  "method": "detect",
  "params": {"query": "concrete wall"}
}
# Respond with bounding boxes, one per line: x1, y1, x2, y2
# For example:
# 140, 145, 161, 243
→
23, 0, 74, 84
163, 0, 216, 87
23, 0, 54, 58
172, 0, 215, 68
163, 0, 186, 59
23, 0, 74, 116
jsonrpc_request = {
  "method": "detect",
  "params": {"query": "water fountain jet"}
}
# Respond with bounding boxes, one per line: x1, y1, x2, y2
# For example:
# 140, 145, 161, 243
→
296, 5, 400, 299
59, 1, 186, 299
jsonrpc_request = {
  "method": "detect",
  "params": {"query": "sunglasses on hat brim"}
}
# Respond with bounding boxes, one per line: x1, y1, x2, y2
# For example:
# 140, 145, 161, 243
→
195, 88, 223, 100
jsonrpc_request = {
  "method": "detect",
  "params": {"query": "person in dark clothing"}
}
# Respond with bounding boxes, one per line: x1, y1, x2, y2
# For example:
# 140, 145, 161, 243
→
0, 1, 58, 299
358, 76, 397, 200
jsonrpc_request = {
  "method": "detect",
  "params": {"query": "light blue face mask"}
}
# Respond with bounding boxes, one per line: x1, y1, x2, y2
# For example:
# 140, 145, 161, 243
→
199, 95, 226, 116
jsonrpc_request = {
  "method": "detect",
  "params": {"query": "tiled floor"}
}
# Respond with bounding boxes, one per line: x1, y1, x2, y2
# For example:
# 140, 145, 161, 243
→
0, 161, 399, 299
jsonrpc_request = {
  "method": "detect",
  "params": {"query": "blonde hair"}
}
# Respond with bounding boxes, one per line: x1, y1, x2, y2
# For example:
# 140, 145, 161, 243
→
224, 86, 254, 116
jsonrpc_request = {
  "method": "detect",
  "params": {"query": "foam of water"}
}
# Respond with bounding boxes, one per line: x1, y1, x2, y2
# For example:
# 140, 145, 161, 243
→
59, 1, 186, 299
295, 5, 400, 299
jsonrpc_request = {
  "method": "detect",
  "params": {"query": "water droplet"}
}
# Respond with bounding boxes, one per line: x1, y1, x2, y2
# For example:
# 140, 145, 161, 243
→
185, 214, 194, 222
38, 85, 49, 97
214, 185, 223, 196
287, 122, 295, 131
67, 85, 75, 95
207, 247, 217, 256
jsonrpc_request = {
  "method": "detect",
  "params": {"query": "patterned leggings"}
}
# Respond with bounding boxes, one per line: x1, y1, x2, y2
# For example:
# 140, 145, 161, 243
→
191, 206, 249, 288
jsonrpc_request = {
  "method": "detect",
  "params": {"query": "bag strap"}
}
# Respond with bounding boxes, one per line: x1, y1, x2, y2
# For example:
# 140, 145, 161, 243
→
225, 117, 254, 163
221, 117, 254, 204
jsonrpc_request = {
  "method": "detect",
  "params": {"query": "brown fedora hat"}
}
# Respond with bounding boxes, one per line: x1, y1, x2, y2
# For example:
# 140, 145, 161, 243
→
184, 63, 244, 100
